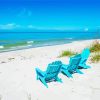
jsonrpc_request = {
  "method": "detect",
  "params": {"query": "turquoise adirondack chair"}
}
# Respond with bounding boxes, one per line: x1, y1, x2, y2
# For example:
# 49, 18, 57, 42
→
35, 61, 62, 88
61, 55, 83, 78
78, 48, 91, 69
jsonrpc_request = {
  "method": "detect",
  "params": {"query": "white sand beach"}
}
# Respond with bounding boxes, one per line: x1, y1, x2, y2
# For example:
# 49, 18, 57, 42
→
0, 39, 100, 100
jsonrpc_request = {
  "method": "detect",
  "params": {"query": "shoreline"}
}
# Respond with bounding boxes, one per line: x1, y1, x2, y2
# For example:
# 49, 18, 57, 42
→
0, 39, 99, 64
0, 38, 99, 54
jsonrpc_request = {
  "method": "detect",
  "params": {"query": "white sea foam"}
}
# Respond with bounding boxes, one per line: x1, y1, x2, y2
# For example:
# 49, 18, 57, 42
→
27, 45, 32, 47
0, 46, 4, 49
27, 41, 34, 44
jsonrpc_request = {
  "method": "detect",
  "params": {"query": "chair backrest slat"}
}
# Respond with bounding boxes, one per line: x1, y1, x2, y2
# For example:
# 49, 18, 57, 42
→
80, 48, 90, 64
45, 61, 62, 81
67, 55, 81, 72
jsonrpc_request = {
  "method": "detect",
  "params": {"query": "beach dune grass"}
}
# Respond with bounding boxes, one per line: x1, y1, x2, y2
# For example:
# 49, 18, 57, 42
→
91, 53, 100, 63
89, 40, 100, 52
59, 50, 77, 57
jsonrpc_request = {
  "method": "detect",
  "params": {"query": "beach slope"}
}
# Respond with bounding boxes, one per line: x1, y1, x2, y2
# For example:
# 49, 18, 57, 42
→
0, 40, 100, 100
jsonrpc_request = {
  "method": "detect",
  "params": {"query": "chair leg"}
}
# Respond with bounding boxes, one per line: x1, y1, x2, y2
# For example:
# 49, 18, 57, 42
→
35, 70, 39, 80
62, 70, 73, 78
83, 65, 91, 69
56, 77, 63, 83
40, 78, 48, 88
76, 69, 84, 74
36, 74, 39, 80
79, 64, 91, 69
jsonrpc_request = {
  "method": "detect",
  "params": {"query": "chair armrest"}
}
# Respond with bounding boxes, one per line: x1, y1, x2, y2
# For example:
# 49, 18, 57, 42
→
61, 64, 68, 70
35, 68, 46, 77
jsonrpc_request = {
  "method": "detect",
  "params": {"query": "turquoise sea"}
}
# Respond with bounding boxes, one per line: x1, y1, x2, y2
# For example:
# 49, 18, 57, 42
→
0, 32, 100, 52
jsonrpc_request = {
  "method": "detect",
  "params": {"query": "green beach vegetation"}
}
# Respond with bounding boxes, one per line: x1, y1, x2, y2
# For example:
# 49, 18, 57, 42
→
59, 40, 100, 63
59, 50, 77, 57
89, 40, 100, 63
89, 40, 100, 52
91, 53, 100, 63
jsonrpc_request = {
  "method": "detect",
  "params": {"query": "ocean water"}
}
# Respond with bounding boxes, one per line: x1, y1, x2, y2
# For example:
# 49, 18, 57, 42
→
0, 32, 100, 52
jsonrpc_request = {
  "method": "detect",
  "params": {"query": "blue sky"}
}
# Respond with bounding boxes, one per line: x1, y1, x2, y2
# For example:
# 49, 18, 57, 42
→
0, 0, 100, 31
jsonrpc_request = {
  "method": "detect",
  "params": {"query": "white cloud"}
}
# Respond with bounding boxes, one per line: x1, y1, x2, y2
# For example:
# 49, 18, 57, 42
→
27, 25, 47, 30
28, 25, 35, 29
0, 23, 21, 30
0, 24, 89, 31
27, 25, 48, 30
27, 25, 83, 31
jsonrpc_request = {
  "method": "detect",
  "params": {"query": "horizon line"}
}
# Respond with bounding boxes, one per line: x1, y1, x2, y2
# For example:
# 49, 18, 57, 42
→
0, 31, 97, 33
